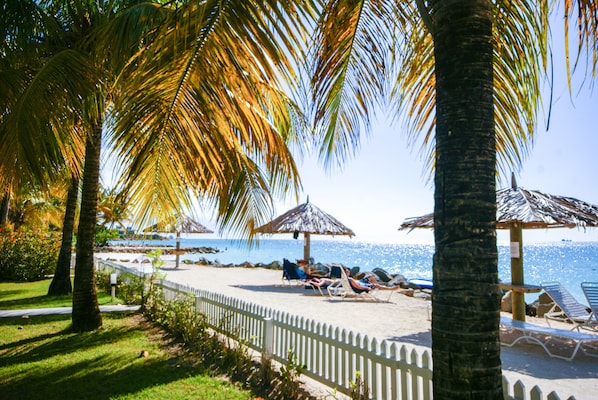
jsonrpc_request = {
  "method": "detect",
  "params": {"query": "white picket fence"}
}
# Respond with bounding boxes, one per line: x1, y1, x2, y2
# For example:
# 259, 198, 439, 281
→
97, 259, 576, 400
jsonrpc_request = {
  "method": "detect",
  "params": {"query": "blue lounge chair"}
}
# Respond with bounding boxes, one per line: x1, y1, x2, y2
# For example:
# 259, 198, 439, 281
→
282, 259, 307, 286
541, 282, 595, 331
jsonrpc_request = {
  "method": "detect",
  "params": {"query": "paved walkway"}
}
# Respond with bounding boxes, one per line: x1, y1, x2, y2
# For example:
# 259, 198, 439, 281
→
0, 305, 140, 318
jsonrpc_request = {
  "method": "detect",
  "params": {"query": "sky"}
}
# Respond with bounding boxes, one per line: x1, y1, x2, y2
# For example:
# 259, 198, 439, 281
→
239, 80, 597, 245
194, 23, 598, 245
193, 74, 597, 245
105, 12, 598, 245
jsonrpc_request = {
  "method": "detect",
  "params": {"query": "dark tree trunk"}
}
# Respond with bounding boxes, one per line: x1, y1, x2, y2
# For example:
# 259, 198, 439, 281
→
72, 124, 102, 331
431, 0, 502, 399
0, 192, 9, 227
48, 176, 79, 296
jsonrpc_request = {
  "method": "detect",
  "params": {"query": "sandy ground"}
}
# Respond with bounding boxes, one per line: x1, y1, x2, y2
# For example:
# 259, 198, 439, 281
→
101, 254, 598, 399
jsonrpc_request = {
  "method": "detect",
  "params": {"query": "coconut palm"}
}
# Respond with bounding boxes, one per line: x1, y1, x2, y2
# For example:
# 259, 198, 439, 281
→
108, 1, 313, 237
1, 1, 315, 331
48, 175, 79, 296
307, 1, 596, 398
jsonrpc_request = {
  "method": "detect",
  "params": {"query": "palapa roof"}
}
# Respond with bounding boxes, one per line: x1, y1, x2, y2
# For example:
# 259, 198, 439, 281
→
254, 200, 355, 236
144, 216, 213, 234
400, 187, 598, 230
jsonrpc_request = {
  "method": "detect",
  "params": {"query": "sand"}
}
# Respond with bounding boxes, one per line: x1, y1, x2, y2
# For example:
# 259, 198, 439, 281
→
100, 254, 598, 399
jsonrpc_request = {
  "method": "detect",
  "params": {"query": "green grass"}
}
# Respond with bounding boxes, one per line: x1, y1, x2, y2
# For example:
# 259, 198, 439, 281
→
0, 279, 119, 309
0, 282, 253, 400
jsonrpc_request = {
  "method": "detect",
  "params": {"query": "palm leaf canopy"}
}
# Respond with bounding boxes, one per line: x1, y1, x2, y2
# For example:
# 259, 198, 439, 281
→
254, 199, 354, 237
400, 188, 598, 230
144, 216, 213, 235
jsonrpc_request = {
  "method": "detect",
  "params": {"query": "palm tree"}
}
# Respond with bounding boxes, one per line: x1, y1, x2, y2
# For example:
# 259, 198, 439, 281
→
307, 1, 596, 398
108, 1, 312, 237
1, 1, 315, 330
48, 175, 79, 296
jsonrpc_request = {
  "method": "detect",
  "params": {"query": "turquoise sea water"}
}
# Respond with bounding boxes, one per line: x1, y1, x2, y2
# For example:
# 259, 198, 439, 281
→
113, 238, 598, 306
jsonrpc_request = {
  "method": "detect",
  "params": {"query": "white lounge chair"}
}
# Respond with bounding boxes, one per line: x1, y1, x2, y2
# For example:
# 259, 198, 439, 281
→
500, 316, 598, 361
541, 282, 594, 331
327, 268, 399, 302
581, 282, 598, 330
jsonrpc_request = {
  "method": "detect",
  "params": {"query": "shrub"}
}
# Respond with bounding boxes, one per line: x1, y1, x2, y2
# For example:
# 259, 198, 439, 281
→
0, 228, 60, 281
95, 225, 119, 247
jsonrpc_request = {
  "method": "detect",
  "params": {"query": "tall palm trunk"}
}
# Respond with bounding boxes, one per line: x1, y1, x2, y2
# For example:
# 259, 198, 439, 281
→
0, 192, 9, 227
431, 1, 502, 399
72, 124, 102, 331
48, 176, 79, 296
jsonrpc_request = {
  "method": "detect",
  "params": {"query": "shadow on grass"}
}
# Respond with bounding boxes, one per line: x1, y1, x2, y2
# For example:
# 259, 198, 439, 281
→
0, 294, 72, 309
0, 313, 218, 400
0, 313, 142, 363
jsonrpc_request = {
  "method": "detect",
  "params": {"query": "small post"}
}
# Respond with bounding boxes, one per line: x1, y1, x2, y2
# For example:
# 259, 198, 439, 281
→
262, 317, 274, 364
110, 273, 117, 302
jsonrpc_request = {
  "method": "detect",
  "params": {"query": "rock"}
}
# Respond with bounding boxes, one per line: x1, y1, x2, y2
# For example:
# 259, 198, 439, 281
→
501, 291, 513, 313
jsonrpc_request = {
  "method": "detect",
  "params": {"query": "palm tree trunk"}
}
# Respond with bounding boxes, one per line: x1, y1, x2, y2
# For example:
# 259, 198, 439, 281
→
72, 124, 102, 331
0, 192, 9, 227
48, 176, 78, 296
431, 1, 502, 399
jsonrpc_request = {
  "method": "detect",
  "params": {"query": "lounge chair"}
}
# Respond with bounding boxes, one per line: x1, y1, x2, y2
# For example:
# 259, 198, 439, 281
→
328, 268, 400, 302
541, 282, 594, 331
327, 267, 375, 300
305, 277, 339, 295
282, 259, 307, 286
500, 316, 598, 361
581, 282, 598, 330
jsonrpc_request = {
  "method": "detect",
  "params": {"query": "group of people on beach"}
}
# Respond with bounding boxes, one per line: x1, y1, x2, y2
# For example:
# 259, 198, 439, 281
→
307, 267, 401, 293
289, 258, 403, 293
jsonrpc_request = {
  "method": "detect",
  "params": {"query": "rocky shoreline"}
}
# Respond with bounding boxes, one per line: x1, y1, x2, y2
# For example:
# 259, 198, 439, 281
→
96, 246, 284, 270
96, 245, 220, 255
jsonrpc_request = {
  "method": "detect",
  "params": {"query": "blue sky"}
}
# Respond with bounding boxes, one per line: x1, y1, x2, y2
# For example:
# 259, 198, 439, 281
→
194, 79, 596, 244
198, 22, 598, 244
104, 12, 597, 245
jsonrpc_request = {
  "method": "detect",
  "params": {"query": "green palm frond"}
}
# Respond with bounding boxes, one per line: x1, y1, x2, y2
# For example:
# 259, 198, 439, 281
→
310, 0, 596, 179
309, 0, 398, 169
0, 49, 91, 184
108, 0, 315, 237
563, 0, 598, 86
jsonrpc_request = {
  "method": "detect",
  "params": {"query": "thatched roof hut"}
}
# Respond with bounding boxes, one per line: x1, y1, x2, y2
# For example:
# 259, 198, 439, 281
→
399, 178, 598, 322
254, 198, 354, 261
144, 216, 213, 268
400, 187, 598, 230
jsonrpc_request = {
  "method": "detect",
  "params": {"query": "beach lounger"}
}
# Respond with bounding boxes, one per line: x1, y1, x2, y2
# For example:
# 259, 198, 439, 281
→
327, 267, 376, 301
541, 282, 594, 331
282, 259, 307, 286
327, 268, 400, 302
500, 316, 598, 361
581, 282, 598, 330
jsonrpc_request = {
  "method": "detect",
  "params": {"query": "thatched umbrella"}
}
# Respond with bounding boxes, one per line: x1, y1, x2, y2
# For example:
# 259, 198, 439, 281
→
254, 197, 355, 261
400, 174, 598, 321
144, 216, 213, 268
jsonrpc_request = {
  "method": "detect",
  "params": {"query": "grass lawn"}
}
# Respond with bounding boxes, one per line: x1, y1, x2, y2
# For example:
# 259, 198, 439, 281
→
0, 281, 254, 400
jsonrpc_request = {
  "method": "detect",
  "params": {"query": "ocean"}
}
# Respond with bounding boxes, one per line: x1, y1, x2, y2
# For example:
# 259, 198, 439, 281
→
112, 237, 598, 306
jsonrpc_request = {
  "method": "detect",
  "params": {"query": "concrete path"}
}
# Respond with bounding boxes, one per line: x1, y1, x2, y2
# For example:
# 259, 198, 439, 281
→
0, 305, 140, 318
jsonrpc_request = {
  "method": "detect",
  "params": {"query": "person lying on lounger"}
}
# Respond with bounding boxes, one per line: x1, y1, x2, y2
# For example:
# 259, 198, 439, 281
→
307, 277, 339, 288
351, 273, 401, 291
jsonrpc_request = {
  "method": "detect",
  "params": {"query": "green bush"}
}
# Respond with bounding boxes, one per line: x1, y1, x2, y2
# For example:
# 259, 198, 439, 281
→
95, 225, 119, 247
0, 228, 61, 282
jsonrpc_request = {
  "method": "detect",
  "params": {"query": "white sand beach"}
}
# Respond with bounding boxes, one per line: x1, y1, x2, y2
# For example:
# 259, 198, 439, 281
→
100, 254, 598, 400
